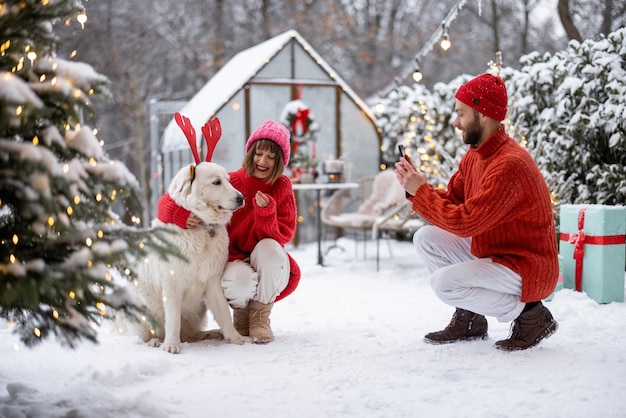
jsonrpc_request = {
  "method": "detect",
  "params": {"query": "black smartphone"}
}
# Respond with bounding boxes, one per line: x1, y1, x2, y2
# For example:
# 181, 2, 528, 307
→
398, 144, 405, 157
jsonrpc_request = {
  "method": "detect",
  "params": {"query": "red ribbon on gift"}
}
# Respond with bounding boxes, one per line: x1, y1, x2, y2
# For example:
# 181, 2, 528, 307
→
559, 207, 626, 292
291, 108, 309, 136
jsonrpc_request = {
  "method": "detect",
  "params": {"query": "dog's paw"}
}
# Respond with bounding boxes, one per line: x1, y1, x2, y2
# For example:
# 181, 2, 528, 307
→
162, 342, 181, 354
227, 334, 253, 345
147, 338, 162, 348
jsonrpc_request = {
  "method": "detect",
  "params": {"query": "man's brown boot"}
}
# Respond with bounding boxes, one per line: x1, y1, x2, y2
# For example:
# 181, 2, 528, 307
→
232, 305, 250, 337
249, 300, 274, 344
424, 308, 488, 344
495, 302, 558, 351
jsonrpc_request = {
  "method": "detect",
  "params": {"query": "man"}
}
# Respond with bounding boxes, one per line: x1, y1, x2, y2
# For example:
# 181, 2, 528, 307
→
395, 73, 559, 351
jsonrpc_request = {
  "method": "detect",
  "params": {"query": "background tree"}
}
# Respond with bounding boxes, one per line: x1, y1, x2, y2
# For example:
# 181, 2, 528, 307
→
558, 0, 626, 41
507, 27, 626, 206
0, 0, 177, 347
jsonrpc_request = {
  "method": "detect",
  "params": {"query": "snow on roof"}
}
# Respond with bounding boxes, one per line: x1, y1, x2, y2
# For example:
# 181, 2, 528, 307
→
162, 29, 376, 152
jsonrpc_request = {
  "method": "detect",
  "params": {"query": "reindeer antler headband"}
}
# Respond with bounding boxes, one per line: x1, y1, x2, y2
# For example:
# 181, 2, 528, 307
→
174, 112, 222, 183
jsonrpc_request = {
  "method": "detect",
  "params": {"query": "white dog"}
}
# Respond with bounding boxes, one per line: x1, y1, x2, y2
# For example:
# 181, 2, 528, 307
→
134, 162, 251, 353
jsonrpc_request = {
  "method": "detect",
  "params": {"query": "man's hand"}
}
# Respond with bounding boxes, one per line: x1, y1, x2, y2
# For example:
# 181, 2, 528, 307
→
394, 156, 427, 196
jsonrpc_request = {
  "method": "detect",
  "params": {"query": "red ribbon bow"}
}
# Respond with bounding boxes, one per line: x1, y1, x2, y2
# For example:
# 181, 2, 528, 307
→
559, 208, 626, 292
291, 108, 309, 136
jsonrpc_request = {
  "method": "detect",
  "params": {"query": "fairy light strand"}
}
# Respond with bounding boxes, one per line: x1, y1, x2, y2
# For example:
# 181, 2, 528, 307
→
379, 0, 471, 96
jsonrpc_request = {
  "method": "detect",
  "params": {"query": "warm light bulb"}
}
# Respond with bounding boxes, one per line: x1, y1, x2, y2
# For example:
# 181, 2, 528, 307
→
27, 51, 37, 65
440, 33, 451, 51
77, 12, 87, 29
412, 69, 423, 83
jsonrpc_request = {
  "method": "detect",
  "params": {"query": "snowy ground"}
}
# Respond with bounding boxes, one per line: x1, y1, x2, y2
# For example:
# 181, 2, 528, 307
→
1, 238, 625, 418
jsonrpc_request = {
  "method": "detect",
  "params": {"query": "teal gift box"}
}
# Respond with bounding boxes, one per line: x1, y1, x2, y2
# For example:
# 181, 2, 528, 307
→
544, 273, 563, 302
559, 204, 626, 304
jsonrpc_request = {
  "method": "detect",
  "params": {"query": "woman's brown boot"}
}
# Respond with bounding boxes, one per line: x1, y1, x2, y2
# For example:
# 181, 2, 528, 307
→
248, 300, 274, 343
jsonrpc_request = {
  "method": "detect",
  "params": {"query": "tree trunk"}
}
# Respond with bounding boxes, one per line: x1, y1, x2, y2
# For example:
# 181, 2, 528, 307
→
490, 0, 501, 54
558, 0, 583, 42
520, 0, 530, 54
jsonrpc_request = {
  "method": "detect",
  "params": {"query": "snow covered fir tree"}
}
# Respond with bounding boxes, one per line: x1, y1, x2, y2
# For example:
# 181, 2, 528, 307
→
0, 0, 177, 347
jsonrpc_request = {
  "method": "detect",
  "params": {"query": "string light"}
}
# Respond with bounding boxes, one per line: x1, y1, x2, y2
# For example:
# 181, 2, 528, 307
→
378, 0, 471, 96
440, 25, 451, 51
412, 58, 423, 83
76, 11, 87, 29
0, 40, 10, 54
488, 51, 503, 77
27, 51, 37, 65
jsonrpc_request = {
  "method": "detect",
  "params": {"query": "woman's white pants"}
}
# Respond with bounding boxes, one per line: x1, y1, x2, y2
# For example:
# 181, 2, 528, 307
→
221, 238, 290, 308
413, 225, 525, 322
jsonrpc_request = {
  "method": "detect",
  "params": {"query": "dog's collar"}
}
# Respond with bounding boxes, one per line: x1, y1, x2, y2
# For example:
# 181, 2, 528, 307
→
207, 223, 217, 237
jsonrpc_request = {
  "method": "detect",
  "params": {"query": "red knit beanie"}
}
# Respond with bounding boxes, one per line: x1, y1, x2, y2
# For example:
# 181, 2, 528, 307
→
455, 73, 508, 121
246, 120, 291, 167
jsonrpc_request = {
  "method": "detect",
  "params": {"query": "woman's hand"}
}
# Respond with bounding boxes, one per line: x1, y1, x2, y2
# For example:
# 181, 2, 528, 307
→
186, 213, 203, 228
255, 191, 270, 208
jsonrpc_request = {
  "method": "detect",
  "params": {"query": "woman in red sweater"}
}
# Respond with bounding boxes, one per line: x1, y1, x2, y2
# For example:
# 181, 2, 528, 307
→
158, 119, 299, 343
395, 73, 558, 351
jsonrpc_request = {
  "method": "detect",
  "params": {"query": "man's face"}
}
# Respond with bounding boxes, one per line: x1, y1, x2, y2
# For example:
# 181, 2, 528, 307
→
452, 100, 482, 146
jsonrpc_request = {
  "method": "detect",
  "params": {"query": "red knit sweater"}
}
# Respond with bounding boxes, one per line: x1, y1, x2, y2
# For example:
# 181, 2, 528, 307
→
156, 168, 300, 302
409, 126, 558, 302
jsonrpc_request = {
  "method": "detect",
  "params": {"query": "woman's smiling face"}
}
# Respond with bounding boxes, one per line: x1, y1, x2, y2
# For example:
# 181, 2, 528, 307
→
251, 147, 277, 180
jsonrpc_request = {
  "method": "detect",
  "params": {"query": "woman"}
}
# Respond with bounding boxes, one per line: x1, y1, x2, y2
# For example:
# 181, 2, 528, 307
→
157, 119, 300, 343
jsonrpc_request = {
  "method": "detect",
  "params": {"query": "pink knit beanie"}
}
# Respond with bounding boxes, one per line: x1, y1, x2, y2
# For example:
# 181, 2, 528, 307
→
245, 120, 291, 167
455, 73, 508, 121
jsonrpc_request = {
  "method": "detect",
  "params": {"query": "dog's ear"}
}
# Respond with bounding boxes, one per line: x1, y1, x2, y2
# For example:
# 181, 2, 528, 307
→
168, 164, 194, 200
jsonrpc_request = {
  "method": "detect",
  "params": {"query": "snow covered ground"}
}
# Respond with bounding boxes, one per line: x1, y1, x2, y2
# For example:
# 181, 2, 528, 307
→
1, 238, 625, 418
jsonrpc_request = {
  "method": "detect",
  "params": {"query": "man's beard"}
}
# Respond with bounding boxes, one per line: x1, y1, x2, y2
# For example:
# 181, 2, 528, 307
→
462, 113, 482, 146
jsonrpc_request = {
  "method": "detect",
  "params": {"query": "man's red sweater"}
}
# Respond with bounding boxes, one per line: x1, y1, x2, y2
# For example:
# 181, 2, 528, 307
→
156, 168, 300, 302
408, 125, 558, 302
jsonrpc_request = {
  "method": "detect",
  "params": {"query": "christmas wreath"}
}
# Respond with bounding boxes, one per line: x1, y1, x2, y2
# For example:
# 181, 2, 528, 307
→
279, 99, 320, 181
